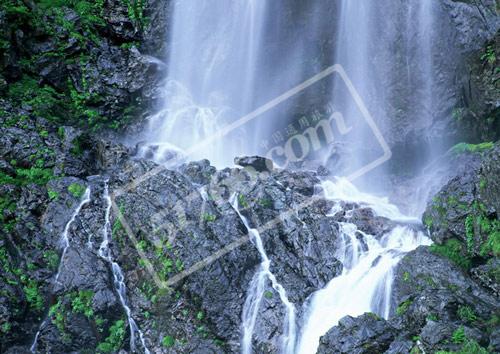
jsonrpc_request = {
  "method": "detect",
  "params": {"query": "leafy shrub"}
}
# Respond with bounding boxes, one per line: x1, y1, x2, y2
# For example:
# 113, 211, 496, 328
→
97, 319, 126, 353
71, 290, 94, 318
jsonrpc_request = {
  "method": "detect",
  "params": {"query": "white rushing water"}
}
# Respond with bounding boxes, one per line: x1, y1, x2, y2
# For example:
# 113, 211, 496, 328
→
99, 181, 150, 354
295, 179, 431, 354
31, 187, 91, 353
54, 188, 91, 283
142, 0, 268, 166
230, 194, 297, 354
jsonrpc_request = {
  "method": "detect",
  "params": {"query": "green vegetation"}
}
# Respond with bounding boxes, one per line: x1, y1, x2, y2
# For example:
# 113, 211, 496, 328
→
68, 183, 86, 198
202, 213, 217, 222
464, 201, 500, 258
162, 335, 175, 348
452, 326, 466, 344
0, 0, 145, 131
49, 301, 68, 340
97, 319, 126, 353
70, 290, 94, 318
423, 215, 433, 228
0, 166, 54, 187
123, 0, 147, 28
396, 299, 412, 315
427, 313, 438, 321
264, 290, 273, 299
43, 250, 60, 271
238, 194, 249, 208
452, 107, 466, 121
23, 278, 44, 311
0, 196, 16, 232
457, 305, 477, 323
258, 198, 273, 208
451, 142, 494, 155
1, 322, 11, 334
0, 246, 44, 311
47, 189, 60, 201
436, 339, 489, 354
430, 239, 472, 270
480, 45, 496, 65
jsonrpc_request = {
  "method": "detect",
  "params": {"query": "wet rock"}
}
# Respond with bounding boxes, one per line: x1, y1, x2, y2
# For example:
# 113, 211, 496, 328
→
235, 156, 274, 172
423, 144, 499, 259
318, 313, 395, 354
179, 159, 217, 185
471, 259, 500, 297
390, 246, 498, 353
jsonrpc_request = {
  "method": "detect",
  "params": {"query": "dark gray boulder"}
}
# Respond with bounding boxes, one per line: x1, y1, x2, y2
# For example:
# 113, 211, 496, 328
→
317, 313, 395, 354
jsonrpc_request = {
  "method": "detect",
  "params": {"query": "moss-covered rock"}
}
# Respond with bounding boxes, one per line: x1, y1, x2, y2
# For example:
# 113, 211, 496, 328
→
423, 143, 499, 268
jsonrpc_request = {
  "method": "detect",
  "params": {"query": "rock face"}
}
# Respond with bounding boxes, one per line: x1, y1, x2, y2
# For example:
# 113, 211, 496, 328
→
0, 0, 169, 133
0, 103, 347, 354
318, 144, 499, 354
318, 313, 395, 354
423, 144, 499, 262
0, 1, 499, 354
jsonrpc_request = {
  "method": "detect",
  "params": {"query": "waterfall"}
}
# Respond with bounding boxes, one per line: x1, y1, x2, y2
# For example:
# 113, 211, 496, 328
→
141, 0, 268, 166
296, 179, 432, 354
99, 181, 150, 354
230, 194, 297, 354
31, 187, 91, 353
54, 188, 91, 283
30, 319, 47, 353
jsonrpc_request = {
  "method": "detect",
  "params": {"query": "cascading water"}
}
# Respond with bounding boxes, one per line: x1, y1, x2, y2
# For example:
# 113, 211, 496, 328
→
230, 194, 296, 354
141, 0, 268, 166
327, 0, 439, 191
54, 187, 91, 283
296, 179, 432, 353
138, 1, 445, 352
98, 181, 150, 354
31, 188, 91, 353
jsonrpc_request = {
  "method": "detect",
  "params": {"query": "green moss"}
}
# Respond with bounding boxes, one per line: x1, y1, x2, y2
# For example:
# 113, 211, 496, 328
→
202, 213, 217, 222
480, 45, 496, 65
162, 335, 175, 348
451, 142, 494, 155
423, 215, 433, 228
464, 201, 500, 258
1, 322, 11, 334
43, 250, 60, 271
396, 299, 412, 315
430, 239, 472, 270
68, 183, 86, 198
258, 198, 273, 208
427, 313, 439, 321
238, 194, 249, 208
47, 189, 59, 201
264, 290, 273, 299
